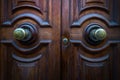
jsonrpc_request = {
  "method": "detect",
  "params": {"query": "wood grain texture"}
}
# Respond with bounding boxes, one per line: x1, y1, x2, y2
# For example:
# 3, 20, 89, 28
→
0, 0, 120, 80
0, 0, 61, 80
61, 0, 120, 80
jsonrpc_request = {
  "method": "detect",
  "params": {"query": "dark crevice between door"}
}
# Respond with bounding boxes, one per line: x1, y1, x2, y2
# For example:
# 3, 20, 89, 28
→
60, 0, 62, 80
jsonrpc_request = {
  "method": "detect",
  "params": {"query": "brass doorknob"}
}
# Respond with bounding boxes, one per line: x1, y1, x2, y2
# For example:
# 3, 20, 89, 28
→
89, 28, 107, 41
63, 37, 69, 45
13, 28, 31, 41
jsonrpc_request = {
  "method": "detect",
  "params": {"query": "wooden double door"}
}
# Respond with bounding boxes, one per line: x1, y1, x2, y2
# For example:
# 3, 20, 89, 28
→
0, 0, 120, 80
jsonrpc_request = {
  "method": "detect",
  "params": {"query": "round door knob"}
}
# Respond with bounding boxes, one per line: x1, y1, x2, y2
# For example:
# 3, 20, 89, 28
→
13, 28, 31, 41
89, 28, 107, 41
63, 37, 69, 45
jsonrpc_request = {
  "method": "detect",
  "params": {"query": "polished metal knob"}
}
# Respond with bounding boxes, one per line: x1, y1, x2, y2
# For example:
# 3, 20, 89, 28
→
63, 37, 69, 45
89, 28, 107, 41
13, 28, 31, 41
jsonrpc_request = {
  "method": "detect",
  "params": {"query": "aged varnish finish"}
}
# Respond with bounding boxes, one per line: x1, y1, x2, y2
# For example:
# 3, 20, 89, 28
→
0, 0, 61, 80
0, 0, 120, 80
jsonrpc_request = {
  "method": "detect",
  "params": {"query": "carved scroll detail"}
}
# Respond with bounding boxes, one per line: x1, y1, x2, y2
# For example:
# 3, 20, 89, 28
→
12, 53, 42, 63
86, 0, 104, 3
2, 13, 51, 27
0, 40, 51, 53
70, 39, 120, 52
80, 0, 109, 14
79, 53, 111, 79
12, 5, 43, 14
71, 13, 120, 28
80, 54, 109, 62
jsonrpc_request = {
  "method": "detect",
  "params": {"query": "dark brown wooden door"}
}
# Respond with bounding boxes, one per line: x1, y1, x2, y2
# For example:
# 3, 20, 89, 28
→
0, 0, 120, 80
61, 0, 120, 80
0, 0, 61, 80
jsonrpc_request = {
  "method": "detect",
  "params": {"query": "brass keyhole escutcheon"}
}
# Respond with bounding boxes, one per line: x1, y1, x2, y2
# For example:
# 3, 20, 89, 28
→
63, 37, 69, 45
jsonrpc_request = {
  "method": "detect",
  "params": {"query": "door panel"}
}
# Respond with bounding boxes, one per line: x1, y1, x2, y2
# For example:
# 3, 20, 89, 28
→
0, 0, 120, 80
61, 0, 120, 80
0, 0, 61, 80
